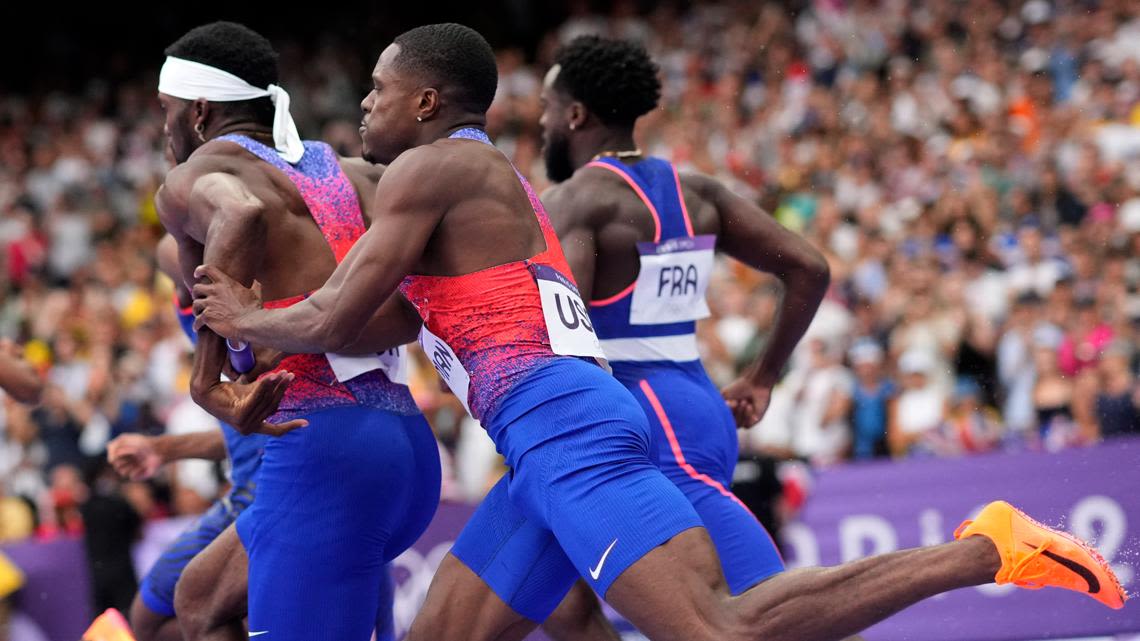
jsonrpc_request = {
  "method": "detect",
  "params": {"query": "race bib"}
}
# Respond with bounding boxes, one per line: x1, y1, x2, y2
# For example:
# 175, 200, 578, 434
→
530, 263, 607, 360
418, 324, 472, 415
326, 345, 409, 386
629, 235, 715, 325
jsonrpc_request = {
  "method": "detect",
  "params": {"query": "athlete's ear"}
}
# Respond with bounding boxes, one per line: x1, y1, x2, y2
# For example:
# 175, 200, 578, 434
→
567, 101, 588, 132
192, 99, 211, 131
418, 88, 440, 121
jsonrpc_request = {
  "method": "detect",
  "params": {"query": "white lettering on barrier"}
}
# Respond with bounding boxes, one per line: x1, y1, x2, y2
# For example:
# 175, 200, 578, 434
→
839, 515, 899, 562
781, 522, 820, 569
919, 509, 944, 548
783, 495, 1133, 600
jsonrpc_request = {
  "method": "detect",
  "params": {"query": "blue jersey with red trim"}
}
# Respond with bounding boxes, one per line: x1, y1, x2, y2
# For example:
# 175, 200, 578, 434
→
585, 157, 715, 383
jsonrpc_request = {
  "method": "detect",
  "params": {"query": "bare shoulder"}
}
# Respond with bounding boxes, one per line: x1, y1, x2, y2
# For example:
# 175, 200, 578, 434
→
380, 140, 487, 198
339, 156, 385, 187
543, 166, 625, 228
159, 144, 246, 212
677, 171, 722, 200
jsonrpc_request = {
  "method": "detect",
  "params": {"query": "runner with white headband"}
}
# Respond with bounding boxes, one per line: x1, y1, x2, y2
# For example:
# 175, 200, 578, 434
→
158, 55, 304, 164
133, 20, 437, 641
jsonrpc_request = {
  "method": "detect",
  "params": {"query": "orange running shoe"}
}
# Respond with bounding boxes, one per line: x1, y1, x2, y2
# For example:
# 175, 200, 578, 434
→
955, 500, 1126, 609
82, 608, 137, 641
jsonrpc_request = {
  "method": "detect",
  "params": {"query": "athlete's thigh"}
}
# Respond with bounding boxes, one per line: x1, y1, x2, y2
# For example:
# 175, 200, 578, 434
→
406, 552, 539, 641
452, 475, 580, 622
175, 524, 247, 633
633, 372, 738, 479
242, 407, 417, 641
634, 376, 785, 593
141, 499, 238, 619
385, 413, 443, 561
603, 527, 734, 641
679, 475, 785, 594
510, 408, 705, 598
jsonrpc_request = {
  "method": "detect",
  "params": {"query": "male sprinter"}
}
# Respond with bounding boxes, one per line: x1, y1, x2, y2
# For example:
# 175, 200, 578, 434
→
155, 22, 439, 641
193, 23, 1125, 641
540, 35, 813, 637
115, 238, 401, 641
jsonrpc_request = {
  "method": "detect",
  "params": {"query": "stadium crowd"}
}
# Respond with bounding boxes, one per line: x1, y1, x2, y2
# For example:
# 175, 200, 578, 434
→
0, 0, 1138, 586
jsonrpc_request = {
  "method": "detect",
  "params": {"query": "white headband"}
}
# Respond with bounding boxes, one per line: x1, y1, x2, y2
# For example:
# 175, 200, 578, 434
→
158, 56, 304, 164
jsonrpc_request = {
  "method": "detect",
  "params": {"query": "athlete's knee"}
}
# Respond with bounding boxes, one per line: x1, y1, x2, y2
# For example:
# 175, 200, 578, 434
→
542, 580, 618, 641
128, 593, 166, 641
173, 554, 214, 635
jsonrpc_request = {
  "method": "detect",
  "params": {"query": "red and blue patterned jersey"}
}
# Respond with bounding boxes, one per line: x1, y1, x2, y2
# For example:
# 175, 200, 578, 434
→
398, 128, 586, 424
218, 135, 417, 420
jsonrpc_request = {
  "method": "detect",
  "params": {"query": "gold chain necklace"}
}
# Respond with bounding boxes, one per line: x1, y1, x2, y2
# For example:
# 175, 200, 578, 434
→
592, 149, 644, 161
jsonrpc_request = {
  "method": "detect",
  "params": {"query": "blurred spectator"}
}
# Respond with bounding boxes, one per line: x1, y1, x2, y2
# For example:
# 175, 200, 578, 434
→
1058, 296, 1114, 377
1095, 341, 1140, 438
888, 349, 948, 458
79, 461, 141, 615
1033, 342, 1080, 451
848, 340, 893, 460
788, 338, 852, 466
0, 0, 1139, 524
937, 379, 1004, 455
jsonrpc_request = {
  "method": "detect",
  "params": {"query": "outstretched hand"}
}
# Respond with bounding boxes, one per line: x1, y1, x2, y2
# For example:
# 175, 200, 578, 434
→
192, 264, 261, 340
208, 371, 308, 437
721, 378, 774, 428
107, 433, 162, 481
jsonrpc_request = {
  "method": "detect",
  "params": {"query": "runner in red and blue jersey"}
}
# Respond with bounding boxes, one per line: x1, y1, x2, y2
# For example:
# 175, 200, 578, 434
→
193, 23, 1126, 641
108, 237, 401, 641
154, 22, 439, 641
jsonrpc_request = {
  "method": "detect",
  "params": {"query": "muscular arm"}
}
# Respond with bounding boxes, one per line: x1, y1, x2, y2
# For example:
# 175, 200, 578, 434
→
156, 233, 192, 306
153, 430, 228, 462
692, 174, 830, 386
337, 294, 423, 355
108, 429, 226, 481
542, 182, 599, 302
195, 147, 448, 354
158, 171, 299, 434
161, 172, 263, 403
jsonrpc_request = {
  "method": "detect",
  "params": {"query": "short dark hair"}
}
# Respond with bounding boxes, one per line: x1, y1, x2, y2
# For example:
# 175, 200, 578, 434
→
165, 21, 278, 87
553, 36, 661, 127
165, 21, 278, 125
392, 23, 498, 115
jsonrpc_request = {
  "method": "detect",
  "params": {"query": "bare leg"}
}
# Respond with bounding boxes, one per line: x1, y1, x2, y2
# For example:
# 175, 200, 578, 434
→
604, 528, 999, 641
542, 580, 622, 641
129, 593, 183, 641
406, 553, 537, 641
407, 526, 998, 641
174, 525, 248, 641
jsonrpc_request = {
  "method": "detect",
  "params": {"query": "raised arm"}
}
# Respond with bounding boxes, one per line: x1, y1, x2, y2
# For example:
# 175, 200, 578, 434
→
193, 146, 448, 354
688, 173, 831, 426
158, 171, 301, 436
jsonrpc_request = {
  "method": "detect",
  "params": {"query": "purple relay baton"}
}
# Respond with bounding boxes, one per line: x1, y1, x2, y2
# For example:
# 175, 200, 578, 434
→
226, 339, 256, 374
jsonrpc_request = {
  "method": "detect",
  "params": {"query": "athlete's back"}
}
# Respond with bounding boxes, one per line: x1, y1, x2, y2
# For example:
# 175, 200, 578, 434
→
161, 138, 377, 301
